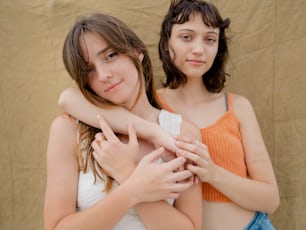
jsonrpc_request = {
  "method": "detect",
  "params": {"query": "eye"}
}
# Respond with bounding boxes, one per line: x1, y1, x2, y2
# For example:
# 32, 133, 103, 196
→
206, 37, 217, 44
180, 34, 192, 41
105, 51, 118, 61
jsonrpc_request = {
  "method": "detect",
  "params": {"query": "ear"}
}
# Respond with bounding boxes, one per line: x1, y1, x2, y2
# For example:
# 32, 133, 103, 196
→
135, 49, 144, 62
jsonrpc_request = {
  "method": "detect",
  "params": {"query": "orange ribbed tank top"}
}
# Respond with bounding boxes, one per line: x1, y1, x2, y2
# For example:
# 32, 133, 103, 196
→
158, 93, 248, 202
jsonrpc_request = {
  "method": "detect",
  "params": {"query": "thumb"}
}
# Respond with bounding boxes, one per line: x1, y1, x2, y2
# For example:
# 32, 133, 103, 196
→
142, 147, 165, 163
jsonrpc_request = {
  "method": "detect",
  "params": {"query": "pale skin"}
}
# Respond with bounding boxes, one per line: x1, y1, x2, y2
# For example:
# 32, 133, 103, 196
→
58, 13, 279, 230
58, 87, 177, 152
44, 31, 202, 230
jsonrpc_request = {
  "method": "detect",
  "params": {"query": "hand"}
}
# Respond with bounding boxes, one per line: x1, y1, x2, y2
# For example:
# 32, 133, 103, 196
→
175, 135, 216, 183
150, 126, 179, 163
127, 147, 194, 203
151, 126, 177, 153
91, 115, 139, 184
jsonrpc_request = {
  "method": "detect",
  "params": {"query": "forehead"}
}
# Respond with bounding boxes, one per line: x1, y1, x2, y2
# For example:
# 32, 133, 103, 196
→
80, 31, 108, 49
172, 13, 220, 33
79, 31, 108, 60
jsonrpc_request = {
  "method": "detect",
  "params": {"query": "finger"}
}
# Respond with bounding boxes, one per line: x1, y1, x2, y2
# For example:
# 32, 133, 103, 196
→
142, 147, 165, 163
92, 150, 99, 160
175, 135, 193, 143
91, 139, 102, 151
172, 169, 193, 182
176, 149, 205, 166
163, 134, 177, 153
175, 136, 203, 149
194, 176, 200, 185
92, 150, 104, 165
186, 164, 203, 177
176, 141, 209, 159
127, 122, 138, 145
175, 140, 197, 153
165, 156, 187, 171
95, 132, 105, 142
170, 181, 193, 193
97, 115, 119, 141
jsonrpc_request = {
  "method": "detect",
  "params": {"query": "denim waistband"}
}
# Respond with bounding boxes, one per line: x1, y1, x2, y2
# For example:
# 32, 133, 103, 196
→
244, 212, 275, 230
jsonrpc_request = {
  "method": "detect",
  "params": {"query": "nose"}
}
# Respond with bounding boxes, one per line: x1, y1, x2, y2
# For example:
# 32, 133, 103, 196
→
96, 64, 112, 81
192, 38, 205, 54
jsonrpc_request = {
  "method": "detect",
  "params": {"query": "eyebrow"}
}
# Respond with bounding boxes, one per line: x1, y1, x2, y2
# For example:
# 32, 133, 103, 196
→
85, 46, 110, 65
207, 31, 219, 35
97, 46, 111, 56
177, 28, 219, 35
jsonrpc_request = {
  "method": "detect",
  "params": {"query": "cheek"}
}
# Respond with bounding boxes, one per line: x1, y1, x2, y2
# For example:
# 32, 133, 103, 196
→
168, 47, 175, 61
210, 49, 219, 63
168, 42, 183, 66
87, 77, 102, 96
87, 77, 96, 91
167, 39, 177, 61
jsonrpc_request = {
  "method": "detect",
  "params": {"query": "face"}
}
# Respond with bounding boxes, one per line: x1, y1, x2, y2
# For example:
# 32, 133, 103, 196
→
81, 31, 141, 109
168, 13, 219, 79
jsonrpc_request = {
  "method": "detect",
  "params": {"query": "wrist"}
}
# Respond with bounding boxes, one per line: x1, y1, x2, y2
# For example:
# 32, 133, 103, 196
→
208, 164, 223, 185
119, 180, 140, 207
143, 122, 161, 145
117, 163, 137, 184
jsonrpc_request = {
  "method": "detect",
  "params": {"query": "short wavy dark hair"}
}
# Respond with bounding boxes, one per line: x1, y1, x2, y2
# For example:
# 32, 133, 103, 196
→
159, 0, 231, 92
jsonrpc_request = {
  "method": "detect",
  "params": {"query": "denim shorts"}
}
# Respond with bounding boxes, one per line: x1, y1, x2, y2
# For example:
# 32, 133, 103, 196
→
244, 212, 275, 230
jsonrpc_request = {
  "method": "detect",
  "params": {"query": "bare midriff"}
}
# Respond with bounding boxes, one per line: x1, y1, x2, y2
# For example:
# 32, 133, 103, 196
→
202, 201, 255, 230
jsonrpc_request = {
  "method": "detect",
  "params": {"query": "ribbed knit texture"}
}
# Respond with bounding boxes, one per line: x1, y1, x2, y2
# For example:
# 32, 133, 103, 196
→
157, 93, 248, 202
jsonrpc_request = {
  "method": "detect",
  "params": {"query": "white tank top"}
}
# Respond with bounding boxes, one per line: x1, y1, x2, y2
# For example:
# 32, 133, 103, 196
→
77, 109, 182, 229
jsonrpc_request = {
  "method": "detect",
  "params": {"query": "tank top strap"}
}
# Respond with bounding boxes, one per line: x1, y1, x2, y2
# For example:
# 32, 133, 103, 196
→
225, 93, 233, 112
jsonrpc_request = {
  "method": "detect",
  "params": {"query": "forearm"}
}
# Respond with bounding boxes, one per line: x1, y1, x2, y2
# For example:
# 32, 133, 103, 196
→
135, 201, 195, 230
58, 87, 162, 140
49, 182, 137, 230
210, 166, 279, 213
135, 184, 202, 230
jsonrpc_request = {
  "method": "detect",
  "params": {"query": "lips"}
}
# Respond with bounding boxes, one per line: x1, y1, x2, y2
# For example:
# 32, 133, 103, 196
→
105, 80, 122, 92
187, 59, 205, 65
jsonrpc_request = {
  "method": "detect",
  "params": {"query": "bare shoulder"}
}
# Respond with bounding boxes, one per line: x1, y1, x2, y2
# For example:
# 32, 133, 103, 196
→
231, 93, 255, 114
48, 113, 79, 153
50, 113, 78, 132
231, 93, 258, 126
231, 94, 253, 110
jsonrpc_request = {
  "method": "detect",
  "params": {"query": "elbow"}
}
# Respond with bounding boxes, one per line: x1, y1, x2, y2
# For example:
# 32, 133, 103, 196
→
266, 189, 280, 214
58, 91, 67, 110
58, 87, 76, 110
269, 194, 280, 214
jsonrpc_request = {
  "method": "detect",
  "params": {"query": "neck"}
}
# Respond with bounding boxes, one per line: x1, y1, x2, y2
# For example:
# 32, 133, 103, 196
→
176, 79, 210, 101
129, 93, 159, 123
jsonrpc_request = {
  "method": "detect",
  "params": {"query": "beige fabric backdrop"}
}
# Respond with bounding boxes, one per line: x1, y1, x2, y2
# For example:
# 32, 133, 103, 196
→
1, 0, 305, 229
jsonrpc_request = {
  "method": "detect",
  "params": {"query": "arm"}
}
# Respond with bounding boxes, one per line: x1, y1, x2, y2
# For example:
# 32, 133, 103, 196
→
224, 95, 279, 212
58, 87, 176, 151
135, 119, 203, 230
91, 116, 202, 230
176, 95, 279, 214
44, 114, 140, 230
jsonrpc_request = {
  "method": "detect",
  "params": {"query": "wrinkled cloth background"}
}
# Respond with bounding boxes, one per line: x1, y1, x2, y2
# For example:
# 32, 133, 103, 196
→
0, 0, 305, 229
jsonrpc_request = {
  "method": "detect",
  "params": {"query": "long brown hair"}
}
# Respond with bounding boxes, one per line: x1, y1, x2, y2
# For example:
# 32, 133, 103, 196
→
62, 13, 160, 191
